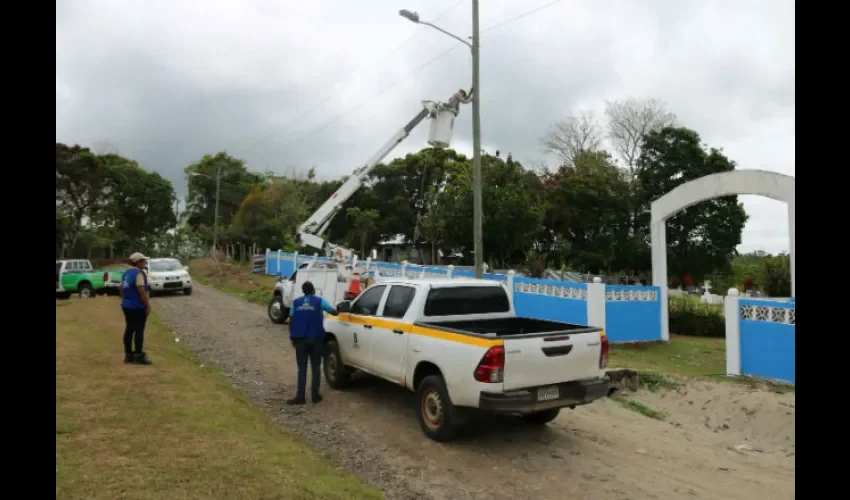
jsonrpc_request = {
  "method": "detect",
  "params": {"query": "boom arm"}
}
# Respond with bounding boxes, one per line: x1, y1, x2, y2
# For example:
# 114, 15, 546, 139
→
296, 89, 472, 258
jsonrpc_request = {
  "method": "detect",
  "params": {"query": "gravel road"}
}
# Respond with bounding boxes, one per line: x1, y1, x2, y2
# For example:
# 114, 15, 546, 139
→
153, 283, 794, 500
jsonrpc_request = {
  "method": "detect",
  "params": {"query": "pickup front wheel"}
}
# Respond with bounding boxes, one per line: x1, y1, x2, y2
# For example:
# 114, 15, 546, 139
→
416, 375, 459, 442
267, 296, 288, 324
522, 408, 561, 425
323, 340, 352, 389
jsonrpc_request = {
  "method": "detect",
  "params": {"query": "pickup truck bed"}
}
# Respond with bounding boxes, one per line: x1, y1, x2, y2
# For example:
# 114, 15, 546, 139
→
418, 317, 599, 337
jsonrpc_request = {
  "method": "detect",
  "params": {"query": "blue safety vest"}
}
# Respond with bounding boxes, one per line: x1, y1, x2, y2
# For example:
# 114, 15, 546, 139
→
290, 294, 325, 340
120, 268, 149, 309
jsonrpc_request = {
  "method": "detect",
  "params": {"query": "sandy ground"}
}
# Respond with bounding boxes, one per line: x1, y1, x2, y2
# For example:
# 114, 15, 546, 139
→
151, 283, 795, 500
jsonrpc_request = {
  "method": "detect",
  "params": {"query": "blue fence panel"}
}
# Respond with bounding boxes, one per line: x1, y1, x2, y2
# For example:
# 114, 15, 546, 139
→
604, 285, 662, 342
452, 268, 475, 278
265, 251, 278, 275
512, 276, 588, 325
482, 273, 508, 282
739, 299, 795, 383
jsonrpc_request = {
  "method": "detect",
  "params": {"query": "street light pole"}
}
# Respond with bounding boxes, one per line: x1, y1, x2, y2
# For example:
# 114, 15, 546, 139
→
471, 0, 483, 278
213, 164, 221, 259
399, 3, 484, 278
189, 168, 222, 260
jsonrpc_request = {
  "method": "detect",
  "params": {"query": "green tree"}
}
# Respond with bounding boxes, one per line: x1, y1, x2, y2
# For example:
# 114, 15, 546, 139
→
345, 207, 380, 257
435, 152, 545, 267
541, 150, 632, 272
635, 126, 748, 283
98, 154, 178, 253
56, 143, 109, 255
184, 152, 264, 237
231, 178, 309, 252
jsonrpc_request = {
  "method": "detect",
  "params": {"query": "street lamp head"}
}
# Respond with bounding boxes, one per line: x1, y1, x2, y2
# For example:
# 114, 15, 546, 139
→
399, 9, 420, 23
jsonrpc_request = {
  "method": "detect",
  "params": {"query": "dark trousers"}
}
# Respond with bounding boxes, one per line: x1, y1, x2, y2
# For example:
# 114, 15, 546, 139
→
294, 337, 323, 400
122, 307, 147, 354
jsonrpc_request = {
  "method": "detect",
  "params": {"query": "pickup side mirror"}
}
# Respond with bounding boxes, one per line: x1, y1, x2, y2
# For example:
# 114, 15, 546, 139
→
183, 266, 189, 271
337, 301, 351, 313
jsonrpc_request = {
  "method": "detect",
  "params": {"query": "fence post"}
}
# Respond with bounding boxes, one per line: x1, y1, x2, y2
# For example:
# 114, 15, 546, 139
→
365, 257, 372, 276
293, 252, 299, 275
266, 248, 271, 275
586, 276, 606, 330
447, 265, 454, 279
276, 249, 282, 276
401, 260, 408, 278
507, 270, 516, 300
312, 253, 318, 263
420, 266, 426, 279
725, 288, 741, 377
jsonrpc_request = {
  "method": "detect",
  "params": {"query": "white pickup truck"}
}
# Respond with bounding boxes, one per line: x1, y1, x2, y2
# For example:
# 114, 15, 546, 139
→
321, 278, 611, 441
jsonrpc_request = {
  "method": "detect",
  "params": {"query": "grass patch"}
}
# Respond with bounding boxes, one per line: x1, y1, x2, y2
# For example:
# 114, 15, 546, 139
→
609, 335, 726, 378
189, 258, 277, 305
56, 297, 382, 500
638, 371, 681, 392
610, 396, 666, 420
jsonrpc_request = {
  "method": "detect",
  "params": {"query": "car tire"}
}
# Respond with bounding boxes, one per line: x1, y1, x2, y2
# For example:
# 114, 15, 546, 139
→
416, 374, 459, 442
323, 339, 352, 389
78, 283, 95, 299
522, 408, 561, 425
183, 287, 193, 296
267, 296, 288, 324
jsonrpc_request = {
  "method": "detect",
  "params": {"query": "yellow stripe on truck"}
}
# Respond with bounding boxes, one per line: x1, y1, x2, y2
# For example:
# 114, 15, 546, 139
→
327, 314, 503, 348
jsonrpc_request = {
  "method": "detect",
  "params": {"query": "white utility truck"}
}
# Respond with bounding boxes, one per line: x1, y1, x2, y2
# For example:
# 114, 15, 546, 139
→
321, 278, 611, 441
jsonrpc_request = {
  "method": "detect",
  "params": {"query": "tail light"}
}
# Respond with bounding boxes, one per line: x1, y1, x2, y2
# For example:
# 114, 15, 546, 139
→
474, 346, 505, 383
599, 332, 609, 369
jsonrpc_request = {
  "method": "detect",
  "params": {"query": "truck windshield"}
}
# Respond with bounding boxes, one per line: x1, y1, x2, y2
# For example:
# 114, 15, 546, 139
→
149, 259, 183, 272
424, 286, 511, 316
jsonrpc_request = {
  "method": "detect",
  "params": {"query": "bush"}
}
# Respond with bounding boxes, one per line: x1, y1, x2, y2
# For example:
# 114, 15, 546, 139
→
668, 295, 725, 337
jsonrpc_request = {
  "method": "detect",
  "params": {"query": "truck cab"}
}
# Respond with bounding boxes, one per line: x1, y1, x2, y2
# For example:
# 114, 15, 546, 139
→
321, 278, 611, 441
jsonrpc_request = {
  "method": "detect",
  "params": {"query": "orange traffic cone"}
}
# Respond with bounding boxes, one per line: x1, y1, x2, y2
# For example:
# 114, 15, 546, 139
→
344, 266, 362, 300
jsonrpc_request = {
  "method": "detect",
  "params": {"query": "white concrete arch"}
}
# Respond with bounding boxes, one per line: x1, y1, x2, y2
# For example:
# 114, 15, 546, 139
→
650, 170, 795, 341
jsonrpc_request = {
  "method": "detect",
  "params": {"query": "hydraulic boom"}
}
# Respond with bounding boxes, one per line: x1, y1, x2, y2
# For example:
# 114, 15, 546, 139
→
296, 89, 472, 261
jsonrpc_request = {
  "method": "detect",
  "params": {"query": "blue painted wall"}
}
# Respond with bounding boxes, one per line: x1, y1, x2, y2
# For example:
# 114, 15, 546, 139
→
739, 299, 795, 383
604, 285, 662, 342
513, 276, 588, 325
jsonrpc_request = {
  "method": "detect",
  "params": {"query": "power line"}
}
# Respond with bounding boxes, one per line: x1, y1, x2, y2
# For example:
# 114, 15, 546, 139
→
262, 0, 567, 159
481, 0, 563, 34
233, 0, 465, 156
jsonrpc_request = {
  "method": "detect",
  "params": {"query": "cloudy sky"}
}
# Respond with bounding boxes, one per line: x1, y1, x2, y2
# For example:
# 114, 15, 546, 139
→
56, 0, 794, 254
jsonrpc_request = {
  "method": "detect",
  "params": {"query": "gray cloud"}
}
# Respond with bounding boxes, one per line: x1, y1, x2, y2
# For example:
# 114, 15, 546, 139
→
56, 0, 794, 253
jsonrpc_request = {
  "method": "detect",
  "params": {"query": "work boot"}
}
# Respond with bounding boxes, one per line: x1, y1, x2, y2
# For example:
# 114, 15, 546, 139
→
312, 394, 323, 404
286, 397, 306, 405
124, 353, 134, 364
134, 352, 152, 365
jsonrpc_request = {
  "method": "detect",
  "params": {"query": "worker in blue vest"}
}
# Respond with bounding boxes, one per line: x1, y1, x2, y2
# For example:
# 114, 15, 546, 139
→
287, 281, 338, 405
119, 252, 153, 365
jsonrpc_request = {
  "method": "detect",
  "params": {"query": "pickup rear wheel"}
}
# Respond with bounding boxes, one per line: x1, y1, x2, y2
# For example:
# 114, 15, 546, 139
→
267, 296, 288, 324
78, 283, 95, 298
522, 408, 561, 425
416, 375, 459, 442
323, 340, 352, 389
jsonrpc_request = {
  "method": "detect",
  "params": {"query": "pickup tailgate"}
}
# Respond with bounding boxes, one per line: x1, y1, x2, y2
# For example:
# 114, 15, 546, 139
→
502, 329, 604, 391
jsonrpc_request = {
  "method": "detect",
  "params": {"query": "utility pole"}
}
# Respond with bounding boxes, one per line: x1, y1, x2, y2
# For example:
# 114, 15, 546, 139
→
213, 164, 221, 259
471, 0, 483, 278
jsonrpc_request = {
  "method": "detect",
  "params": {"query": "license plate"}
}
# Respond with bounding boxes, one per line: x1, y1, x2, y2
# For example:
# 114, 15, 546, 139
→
537, 386, 559, 401
164, 282, 181, 289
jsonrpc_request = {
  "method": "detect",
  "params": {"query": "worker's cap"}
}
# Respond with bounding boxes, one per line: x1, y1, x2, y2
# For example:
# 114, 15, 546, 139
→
129, 252, 150, 263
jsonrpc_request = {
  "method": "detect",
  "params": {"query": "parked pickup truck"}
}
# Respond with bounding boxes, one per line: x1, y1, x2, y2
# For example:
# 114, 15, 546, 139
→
322, 278, 611, 441
56, 259, 108, 298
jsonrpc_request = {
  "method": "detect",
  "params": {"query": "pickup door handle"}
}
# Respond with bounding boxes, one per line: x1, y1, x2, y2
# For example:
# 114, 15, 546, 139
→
363, 324, 373, 329
541, 345, 573, 357
392, 329, 404, 335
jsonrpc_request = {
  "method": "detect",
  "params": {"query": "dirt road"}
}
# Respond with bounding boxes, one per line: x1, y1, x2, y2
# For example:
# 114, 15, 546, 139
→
153, 284, 795, 500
